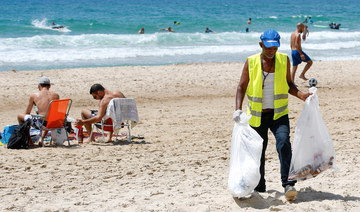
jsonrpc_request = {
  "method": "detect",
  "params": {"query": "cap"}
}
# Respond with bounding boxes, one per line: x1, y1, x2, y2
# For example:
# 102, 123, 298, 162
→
260, 30, 280, 48
39, 76, 50, 85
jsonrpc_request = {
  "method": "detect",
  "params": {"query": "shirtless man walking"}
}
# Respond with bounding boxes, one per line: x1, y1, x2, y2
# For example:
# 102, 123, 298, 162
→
290, 23, 313, 84
17, 76, 60, 145
76, 84, 125, 143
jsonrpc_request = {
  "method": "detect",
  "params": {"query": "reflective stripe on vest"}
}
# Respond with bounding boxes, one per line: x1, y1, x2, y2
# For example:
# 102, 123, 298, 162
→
246, 52, 289, 127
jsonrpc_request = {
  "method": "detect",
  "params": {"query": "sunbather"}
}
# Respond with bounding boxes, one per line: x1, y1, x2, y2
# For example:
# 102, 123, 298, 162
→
76, 84, 125, 143
17, 76, 60, 145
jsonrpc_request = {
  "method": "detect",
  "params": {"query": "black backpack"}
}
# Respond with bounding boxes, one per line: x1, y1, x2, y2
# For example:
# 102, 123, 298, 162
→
7, 119, 31, 149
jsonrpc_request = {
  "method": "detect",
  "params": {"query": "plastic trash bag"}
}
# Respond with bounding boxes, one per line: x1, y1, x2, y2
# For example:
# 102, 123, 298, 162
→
288, 87, 337, 181
51, 129, 67, 146
228, 112, 263, 198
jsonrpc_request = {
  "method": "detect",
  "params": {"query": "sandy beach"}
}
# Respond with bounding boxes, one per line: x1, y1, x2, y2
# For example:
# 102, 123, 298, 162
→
0, 60, 360, 211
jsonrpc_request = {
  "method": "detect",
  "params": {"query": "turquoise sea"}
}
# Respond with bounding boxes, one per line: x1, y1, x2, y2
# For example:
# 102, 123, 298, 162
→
0, 0, 359, 71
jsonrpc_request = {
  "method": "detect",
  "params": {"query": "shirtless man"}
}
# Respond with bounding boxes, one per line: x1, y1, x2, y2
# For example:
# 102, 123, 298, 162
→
17, 76, 60, 145
76, 84, 125, 143
290, 23, 313, 84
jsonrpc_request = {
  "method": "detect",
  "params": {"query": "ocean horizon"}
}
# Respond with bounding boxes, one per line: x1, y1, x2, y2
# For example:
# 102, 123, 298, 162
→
1, 0, 359, 71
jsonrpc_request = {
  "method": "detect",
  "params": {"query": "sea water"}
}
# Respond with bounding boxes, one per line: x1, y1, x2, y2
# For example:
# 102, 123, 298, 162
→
0, 0, 359, 71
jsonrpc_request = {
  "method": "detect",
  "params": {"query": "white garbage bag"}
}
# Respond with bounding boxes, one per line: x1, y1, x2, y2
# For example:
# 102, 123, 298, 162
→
51, 129, 67, 146
228, 112, 263, 198
288, 87, 337, 181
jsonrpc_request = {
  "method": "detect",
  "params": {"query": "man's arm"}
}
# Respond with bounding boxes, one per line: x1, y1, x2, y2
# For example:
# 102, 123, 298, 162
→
236, 59, 250, 110
25, 94, 35, 114
77, 98, 110, 126
287, 57, 310, 101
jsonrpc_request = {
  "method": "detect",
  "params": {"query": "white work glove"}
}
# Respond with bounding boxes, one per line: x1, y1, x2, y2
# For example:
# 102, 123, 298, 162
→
232, 110, 243, 123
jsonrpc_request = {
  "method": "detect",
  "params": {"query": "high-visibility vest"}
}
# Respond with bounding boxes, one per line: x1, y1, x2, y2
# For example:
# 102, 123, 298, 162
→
246, 52, 289, 127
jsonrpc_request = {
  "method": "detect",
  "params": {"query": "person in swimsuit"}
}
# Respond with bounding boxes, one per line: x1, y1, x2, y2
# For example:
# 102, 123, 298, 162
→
76, 84, 125, 143
160, 27, 175, 32
247, 18, 252, 24
205, 27, 215, 33
17, 76, 60, 146
138, 28, 144, 34
302, 25, 309, 41
290, 23, 313, 84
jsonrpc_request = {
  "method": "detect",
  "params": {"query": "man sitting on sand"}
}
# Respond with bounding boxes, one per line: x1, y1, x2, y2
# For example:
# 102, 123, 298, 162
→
290, 23, 313, 84
17, 76, 60, 146
76, 84, 125, 143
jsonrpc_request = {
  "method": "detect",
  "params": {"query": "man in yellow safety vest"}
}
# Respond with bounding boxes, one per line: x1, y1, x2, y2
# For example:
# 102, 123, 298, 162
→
234, 29, 311, 201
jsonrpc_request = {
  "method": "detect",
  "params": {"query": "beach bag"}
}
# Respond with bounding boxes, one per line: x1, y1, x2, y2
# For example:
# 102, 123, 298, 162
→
228, 113, 263, 198
288, 87, 337, 181
1, 124, 18, 144
7, 120, 31, 149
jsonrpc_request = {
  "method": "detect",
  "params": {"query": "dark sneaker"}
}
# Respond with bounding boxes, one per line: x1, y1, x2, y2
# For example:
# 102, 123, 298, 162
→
285, 185, 298, 201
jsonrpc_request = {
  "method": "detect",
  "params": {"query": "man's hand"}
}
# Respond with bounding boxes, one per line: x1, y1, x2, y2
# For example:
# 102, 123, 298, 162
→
233, 110, 243, 123
300, 92, 312, 101
300, 54, 305, 60
76, 119, 84, 126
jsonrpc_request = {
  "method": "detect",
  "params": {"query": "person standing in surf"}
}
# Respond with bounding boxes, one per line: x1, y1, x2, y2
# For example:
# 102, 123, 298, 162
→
290, 23, 313, 84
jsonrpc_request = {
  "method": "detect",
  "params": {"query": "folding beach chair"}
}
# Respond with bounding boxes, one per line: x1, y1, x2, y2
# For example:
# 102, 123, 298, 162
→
32, 99, 72, 147
90, 98, 139, 143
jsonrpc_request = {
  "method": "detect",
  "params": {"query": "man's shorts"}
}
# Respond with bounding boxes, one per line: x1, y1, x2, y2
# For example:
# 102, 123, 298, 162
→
291, 50, 311, 66
24, 115, 47, 129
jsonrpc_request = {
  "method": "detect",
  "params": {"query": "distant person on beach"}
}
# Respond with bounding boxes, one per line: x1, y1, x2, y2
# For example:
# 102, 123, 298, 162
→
245, 27, 249, 32
160, 27, 175, 32
205, 27, 215, 33
290, 23, 313, 83
17, 76, 60, 146
303, 18, 308, 23
234, 29, 311, 201
138, 28, 144, 34
247, 18, 252, 24
75, 84, 125, 143
302, 25, 309, 41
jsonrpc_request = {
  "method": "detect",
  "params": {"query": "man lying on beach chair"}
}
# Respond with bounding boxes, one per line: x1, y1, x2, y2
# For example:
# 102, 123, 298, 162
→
75, 84, 126, 143
17, 76, 60, 146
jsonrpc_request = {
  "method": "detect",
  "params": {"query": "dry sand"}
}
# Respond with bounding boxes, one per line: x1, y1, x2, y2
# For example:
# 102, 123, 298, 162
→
0, 60, 360, 211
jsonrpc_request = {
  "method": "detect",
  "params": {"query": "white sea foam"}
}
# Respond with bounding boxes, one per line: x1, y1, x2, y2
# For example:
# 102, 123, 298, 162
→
0, 30, 359, 70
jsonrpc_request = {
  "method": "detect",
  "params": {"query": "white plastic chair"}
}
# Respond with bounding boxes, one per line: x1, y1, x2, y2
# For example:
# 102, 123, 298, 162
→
90, 98, 139, 142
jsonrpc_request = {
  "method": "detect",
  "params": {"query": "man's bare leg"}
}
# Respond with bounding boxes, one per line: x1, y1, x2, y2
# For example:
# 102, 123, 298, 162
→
81, 109, 95, 143
299, 60, 313, 80
291, 65, 298, 84
17, 113, 26, 124
38, 130, 49, 146
106, 131, 113, 142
